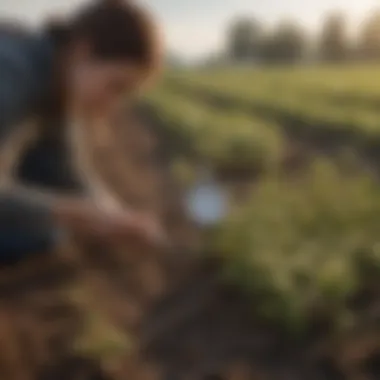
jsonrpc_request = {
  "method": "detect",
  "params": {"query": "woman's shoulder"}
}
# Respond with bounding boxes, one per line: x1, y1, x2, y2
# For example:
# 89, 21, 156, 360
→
0, 23, 54, 136
0, 23, 53, 93
0, 23, 52, 68
0, 22, 34, 53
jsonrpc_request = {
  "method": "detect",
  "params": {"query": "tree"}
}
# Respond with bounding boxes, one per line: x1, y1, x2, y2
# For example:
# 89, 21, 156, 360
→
318, 12, 350, 62
357, 10, 380, 60
226, 16, 263, 62
261, 20, 307, 64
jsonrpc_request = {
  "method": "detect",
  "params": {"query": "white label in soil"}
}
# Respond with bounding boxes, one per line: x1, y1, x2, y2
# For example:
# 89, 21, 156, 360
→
185, 179, 227, 226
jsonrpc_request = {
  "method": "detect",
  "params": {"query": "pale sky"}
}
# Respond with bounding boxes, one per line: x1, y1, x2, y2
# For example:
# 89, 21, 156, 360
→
0, 0, 378, 60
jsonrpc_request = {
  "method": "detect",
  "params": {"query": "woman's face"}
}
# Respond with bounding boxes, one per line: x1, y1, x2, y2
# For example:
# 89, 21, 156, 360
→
67, 45, 146, 117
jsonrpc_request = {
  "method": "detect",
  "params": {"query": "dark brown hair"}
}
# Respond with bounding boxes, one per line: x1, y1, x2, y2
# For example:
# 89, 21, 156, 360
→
39, 0, 162, 131
46, 0, 162, 82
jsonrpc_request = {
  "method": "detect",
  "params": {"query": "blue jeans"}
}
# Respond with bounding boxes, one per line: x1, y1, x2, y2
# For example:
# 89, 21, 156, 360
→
0, 229, 53, 264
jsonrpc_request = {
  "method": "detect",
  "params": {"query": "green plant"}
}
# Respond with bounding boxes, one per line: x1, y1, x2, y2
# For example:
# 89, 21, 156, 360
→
212, 159, 380, 331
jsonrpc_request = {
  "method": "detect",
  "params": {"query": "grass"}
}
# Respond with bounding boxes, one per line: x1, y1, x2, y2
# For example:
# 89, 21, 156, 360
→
146, 86, 284, 175
169, 64, 380, 98
162, 65, 380, 154
212, 159, 380, 332
67, 272, 133, 365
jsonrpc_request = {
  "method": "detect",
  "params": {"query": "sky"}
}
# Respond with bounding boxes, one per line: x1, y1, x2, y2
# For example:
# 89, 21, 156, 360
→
0, 0, 378, 60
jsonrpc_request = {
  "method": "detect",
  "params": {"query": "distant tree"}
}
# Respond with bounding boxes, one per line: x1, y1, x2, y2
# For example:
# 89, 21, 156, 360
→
226, 16, 263, 62
357, 10, 380, 60
318, 12, 350, 62
261, 20, 307, 64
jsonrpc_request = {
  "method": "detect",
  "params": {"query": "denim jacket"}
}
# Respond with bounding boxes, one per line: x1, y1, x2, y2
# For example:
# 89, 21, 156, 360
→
0, 28, 65, 254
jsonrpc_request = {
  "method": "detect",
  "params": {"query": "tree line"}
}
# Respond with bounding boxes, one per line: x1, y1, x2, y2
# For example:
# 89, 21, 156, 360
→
225, 10, 380, 64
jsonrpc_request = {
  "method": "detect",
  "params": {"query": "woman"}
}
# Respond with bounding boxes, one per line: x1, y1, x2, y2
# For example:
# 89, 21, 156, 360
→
0, 0, 164, 262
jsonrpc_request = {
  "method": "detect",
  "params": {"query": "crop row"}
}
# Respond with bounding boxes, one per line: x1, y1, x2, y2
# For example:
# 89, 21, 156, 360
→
165, 77, 380, 157
146, 87, 284, 176
173, 65, 380, 107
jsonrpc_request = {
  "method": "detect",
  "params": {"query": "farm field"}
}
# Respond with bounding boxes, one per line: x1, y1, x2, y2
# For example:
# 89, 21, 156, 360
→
23, 65, 380, 380
147, 86, 284, 177
145, 65, 380, 348
161, 65, 380, 160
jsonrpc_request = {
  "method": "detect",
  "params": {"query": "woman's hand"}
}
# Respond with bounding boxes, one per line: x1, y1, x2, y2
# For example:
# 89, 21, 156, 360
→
91, 207, 166, 247
53, 198, 166, 247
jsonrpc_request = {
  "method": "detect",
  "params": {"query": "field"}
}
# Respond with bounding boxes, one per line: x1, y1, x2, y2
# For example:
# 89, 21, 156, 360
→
5, 65, 380, 380
142, 64, 380, 378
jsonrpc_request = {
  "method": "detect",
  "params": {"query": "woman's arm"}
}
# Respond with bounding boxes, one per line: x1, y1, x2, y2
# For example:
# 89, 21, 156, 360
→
67, 113, 126, 213
0, 34, 85, 249
0, 33, 164, 252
